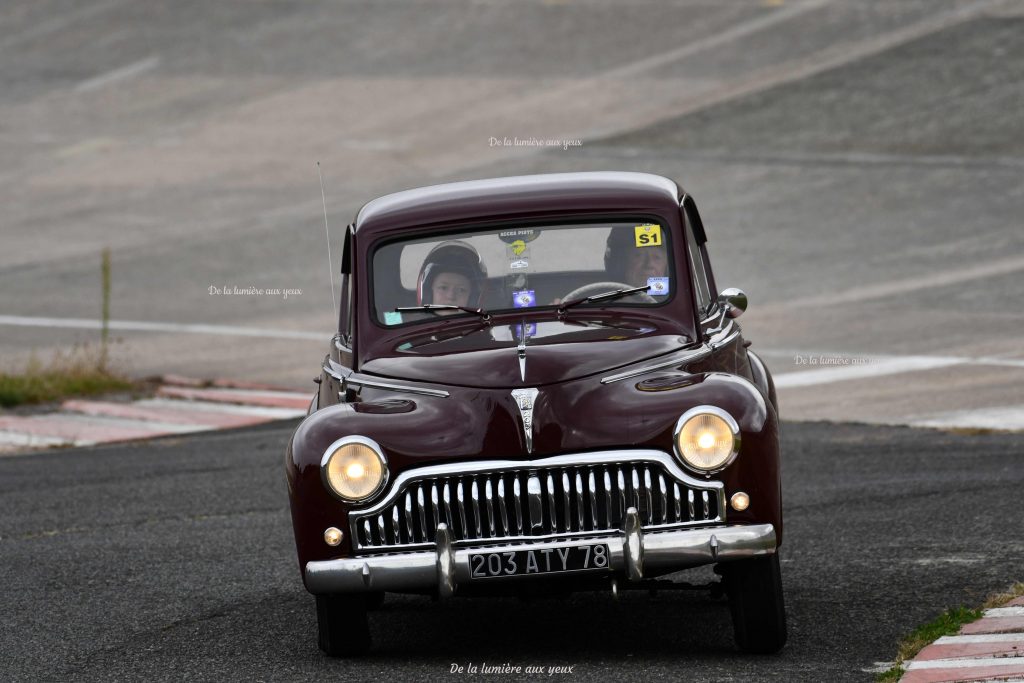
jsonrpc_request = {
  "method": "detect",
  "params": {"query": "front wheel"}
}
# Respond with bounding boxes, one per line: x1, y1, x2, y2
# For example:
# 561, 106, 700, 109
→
316, 594, 370, 657
723, 553, 787, 654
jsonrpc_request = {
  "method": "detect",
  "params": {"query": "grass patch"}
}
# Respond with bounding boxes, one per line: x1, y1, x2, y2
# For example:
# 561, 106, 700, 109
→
0, 346, 137, 408
876, 581, 1024, 682
876, 606, 984, 681
984, 581, 1024, 609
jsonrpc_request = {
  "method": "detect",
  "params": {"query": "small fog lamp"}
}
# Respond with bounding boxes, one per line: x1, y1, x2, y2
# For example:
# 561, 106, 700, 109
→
324, 527, 344, 546
321, 437, 388, 502
730, 492, 750, 512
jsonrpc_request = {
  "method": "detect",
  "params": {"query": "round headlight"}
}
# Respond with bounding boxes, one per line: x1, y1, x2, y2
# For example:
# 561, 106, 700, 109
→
674, 406, 740, 473
321, 437, 388, 502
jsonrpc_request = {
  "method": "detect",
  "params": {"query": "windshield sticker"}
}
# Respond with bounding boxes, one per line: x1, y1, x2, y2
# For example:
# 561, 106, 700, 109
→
515, 322, 537, 340
499, 228, 539, 245
510, 239, 529, 256
509, 258, 530, 270
384, 311, 404, 325
513, 290, 536, 308
647, 277, 670, 296
634, 224, 663, 247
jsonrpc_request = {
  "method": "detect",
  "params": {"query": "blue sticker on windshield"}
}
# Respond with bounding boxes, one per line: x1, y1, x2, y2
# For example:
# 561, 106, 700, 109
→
513, 290, 536, 308
515, 323, 537, 339
647, 277, 670, 296
384, 311, 404, 325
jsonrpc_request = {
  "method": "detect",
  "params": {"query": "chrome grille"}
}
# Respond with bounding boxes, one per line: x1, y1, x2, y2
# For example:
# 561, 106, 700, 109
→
350, 451, 725, 551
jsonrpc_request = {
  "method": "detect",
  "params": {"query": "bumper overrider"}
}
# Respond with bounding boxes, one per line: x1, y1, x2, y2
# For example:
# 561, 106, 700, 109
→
305, 512, 776, 596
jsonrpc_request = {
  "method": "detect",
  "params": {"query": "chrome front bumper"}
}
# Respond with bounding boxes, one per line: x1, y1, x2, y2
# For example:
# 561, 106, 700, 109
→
305, 510, 776, 596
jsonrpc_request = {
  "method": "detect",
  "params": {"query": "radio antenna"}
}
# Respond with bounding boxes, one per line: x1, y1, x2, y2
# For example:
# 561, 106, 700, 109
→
317, 162, 337, 314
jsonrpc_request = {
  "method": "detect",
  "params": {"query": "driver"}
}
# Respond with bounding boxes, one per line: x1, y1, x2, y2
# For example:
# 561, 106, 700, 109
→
605, 226, 669, 288
416, 241, 488, 314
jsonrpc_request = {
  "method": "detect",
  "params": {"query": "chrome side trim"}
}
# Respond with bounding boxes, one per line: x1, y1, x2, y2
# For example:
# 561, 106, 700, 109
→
330, 371, 450, 398
304, 523, 777, 595
600, 325, 743, 385
600, 346, 712, 384
708, 321, 740, 351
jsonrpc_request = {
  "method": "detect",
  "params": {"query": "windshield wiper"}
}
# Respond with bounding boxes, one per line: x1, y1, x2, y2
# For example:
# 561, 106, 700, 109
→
557, 285, 651, 315
395, 304, 492, 323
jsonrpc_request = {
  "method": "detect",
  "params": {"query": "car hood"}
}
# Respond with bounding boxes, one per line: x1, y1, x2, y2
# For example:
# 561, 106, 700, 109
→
360, 319, 692, 388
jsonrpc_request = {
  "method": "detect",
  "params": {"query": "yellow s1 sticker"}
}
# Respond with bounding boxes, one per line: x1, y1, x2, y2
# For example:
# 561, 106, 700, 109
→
511, 239, 528, 256
634, 224, 662, 247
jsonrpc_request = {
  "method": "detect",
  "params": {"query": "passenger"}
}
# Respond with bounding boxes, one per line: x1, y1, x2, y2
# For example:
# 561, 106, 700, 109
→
605, 226, 669, 288
416, 241, 488, 315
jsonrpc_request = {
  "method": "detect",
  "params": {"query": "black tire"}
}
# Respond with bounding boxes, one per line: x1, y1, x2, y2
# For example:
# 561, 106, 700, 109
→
316, 594, 371, 657
724, 553, 787, 654
365, 592, 386, 611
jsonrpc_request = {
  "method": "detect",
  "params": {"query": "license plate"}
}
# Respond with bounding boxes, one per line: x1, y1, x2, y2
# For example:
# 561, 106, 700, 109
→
469, 544, 610, 579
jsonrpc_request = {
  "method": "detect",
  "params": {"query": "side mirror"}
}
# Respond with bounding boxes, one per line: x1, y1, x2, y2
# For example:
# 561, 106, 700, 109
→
717, 287, 747, 319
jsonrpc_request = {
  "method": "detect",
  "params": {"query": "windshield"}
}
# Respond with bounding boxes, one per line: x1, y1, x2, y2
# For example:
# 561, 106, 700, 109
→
371, 219, 677, 326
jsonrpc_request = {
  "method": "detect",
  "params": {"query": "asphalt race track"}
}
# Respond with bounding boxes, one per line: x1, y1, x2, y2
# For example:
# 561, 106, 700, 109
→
2, 421, 1020, 681
3, 1, 1024, 680
2, 0, 1023, 429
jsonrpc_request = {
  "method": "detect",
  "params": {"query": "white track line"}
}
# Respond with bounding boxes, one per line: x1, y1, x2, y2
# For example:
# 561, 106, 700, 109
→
134, 398, 305, 420
768, 254, 1024, 310
936, 634, 1024, 644
769, 350, 1024, 389
773, 356, 965, 388
0, 432, 68, 449
986, 607, 1024, 617
48, 413, 210, 434
907, 658, 1024, 670
0, 315, 323, 341
0, 0, 123, 52
75, 56, 159, 93
911, 407, 1024, 431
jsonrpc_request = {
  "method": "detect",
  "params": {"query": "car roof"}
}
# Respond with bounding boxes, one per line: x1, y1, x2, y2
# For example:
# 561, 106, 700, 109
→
353, 172, 683, 236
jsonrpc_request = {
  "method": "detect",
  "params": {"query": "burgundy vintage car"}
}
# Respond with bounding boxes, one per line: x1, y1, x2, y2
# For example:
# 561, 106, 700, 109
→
286, 172, 785, 656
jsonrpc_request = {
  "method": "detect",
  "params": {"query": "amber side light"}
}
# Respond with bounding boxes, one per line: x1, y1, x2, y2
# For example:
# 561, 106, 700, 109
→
324, 527, 344, 546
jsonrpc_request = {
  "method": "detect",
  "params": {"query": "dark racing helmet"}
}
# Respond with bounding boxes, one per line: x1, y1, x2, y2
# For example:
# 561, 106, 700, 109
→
416, 240, 488, 307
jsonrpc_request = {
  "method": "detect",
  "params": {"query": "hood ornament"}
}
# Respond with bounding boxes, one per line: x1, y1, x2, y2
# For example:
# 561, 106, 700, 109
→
510, 388, 539, 453
516, 320, 531, 382
517, 339, 527, 381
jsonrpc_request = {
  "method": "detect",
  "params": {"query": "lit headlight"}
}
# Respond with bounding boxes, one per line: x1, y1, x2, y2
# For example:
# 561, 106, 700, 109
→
673, 406, 740, 473
320, 437, 388, 502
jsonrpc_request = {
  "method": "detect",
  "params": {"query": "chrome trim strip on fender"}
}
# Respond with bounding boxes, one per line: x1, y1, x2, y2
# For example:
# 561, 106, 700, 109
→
600, 325, 742, 384
600, 347, 711, 384
325, 370, 450, 398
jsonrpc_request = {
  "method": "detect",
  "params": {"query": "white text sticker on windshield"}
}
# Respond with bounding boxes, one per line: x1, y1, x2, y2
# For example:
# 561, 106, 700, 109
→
634, 224, 662, 247
647, 277, 669, 296
384, 311, 404, 325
